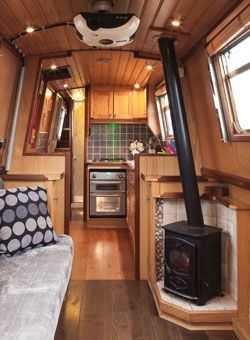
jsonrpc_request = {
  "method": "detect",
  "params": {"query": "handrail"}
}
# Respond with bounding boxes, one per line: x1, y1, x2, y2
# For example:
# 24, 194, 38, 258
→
201, 167, 250, 190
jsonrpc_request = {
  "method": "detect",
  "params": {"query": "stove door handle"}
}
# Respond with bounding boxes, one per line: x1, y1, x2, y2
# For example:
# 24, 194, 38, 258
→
90, 193, 122, 197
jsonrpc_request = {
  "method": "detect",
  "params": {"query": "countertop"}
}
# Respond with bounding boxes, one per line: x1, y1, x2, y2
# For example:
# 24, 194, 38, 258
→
85, 160, 135, 170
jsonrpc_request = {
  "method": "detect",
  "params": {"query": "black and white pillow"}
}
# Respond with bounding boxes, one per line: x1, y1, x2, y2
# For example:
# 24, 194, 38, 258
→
0, 186, 57, 256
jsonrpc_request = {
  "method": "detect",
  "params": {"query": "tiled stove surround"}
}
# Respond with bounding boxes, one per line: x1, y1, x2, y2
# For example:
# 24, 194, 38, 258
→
155, 199, 237, 302
87, 124, 154, 161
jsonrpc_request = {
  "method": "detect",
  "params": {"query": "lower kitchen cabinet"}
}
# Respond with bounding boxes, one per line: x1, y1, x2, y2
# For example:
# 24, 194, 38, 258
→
126, 170, 136, 252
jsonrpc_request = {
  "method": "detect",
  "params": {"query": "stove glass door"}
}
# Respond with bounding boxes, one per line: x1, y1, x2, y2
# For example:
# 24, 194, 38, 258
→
169, 249, 190, 275
96, 195, 121, 213
90, 193, 126, 217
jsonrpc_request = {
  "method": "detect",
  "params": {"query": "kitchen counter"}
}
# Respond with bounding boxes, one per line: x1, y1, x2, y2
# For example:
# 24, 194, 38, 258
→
85, 161, 135, 170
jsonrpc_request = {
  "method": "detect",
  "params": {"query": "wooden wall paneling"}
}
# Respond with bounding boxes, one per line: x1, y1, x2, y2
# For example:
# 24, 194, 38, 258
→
185, 47, 238, 172
180, 76, 202, 174
0, 44, 20, 167
72, 101, 85, 200
237, 210, 250, 317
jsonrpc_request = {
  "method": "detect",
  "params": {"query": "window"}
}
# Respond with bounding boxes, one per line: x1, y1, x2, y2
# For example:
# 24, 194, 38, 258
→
156, 92, 174, 140
211, 32, 250, 141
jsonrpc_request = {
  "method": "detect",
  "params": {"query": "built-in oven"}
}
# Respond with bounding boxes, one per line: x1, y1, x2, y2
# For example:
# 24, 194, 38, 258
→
89, 169, 126, 217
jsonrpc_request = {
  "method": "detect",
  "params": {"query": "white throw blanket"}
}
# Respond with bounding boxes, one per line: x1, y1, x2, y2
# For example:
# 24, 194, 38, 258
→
0, 234, 73, 340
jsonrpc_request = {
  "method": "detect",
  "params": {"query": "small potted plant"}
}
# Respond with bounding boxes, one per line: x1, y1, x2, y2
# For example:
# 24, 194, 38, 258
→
129, 140, 145, 157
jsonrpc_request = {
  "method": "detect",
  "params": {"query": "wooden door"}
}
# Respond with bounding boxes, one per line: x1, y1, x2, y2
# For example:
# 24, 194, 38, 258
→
113, 91, 132, 119
132, 88, 147, 118
91, 91, 113, 119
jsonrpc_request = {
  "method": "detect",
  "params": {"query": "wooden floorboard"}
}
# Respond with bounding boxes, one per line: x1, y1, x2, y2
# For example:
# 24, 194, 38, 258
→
55, 281, 238, 340
70, 223, 135, 280
55, 221, 238, 340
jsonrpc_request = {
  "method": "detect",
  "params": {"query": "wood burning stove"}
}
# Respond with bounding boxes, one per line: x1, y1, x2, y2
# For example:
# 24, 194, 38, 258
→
158, 37, 222, 305
163, 221, 221, 305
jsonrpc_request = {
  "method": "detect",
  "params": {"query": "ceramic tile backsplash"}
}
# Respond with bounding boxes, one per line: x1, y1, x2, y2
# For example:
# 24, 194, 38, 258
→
155, 199, 238, 301
87, 124, 154, 161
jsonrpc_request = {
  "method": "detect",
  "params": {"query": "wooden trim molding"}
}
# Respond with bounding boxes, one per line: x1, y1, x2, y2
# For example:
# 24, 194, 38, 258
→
201, 167, 250, 190
141, 174, 207, 182
0, 174, 48, 181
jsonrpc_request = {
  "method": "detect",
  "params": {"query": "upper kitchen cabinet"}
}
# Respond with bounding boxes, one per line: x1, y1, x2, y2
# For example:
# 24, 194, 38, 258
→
113, 91, 133, 119
91, 90, 113, 119
132, 88, 147, 119
90, 86, 147, 122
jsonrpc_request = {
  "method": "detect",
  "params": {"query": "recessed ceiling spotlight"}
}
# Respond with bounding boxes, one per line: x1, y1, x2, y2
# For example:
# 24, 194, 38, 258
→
145, 64, 153, 71
26, 26, 35, 33
133, 83, 140, 89
50, 63, 57, 70
63, 83, 68, 88
171, 18, 181, 27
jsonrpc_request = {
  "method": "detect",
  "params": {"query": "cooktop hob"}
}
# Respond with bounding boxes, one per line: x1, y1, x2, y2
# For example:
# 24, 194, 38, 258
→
97, 158, 126, 163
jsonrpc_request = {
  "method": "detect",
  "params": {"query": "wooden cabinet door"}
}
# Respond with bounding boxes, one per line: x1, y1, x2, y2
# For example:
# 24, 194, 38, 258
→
132, 88, 147, 118
91, 91, 113, 119
113, 91, 133, 119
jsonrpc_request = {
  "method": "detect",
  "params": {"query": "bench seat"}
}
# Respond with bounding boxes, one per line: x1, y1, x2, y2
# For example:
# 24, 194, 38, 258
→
0, 234, 73, 340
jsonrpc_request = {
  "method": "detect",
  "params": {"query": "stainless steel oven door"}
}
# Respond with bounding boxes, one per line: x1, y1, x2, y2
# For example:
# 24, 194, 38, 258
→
90, 180, 125, 193
89, 192, 126, 217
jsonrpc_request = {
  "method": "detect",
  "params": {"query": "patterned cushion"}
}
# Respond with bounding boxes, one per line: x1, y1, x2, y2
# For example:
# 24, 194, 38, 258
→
0, 178, 4, 189
0, 186, 57, 256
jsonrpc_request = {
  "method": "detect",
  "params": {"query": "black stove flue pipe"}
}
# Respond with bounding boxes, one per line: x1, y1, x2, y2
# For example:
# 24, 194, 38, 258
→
158, 37, 204, 227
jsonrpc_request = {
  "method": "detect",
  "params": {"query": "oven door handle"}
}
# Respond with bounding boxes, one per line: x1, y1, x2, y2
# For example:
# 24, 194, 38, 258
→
90, 181, 124, 185
90, 193, 122, 197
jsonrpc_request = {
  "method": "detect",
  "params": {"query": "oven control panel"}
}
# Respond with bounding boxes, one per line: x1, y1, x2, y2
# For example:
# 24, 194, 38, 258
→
90, 170, 126, 181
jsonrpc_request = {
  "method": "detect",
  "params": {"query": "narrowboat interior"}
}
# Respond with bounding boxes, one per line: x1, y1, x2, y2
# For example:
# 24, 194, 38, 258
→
0, 0, 249, 339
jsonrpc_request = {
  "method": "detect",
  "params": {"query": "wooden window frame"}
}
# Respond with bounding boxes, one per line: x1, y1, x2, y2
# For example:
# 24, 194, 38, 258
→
155, 92, 174, 141
212, 31, 250, 142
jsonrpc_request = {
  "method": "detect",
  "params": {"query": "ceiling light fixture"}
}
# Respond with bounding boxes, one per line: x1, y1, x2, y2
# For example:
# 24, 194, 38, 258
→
63, 83, 68, 88
145, 64, 153, 71
133, 83, 140, 89
50, 63, 57, 70
26, 26, 35, 33
171, 18, 181, 27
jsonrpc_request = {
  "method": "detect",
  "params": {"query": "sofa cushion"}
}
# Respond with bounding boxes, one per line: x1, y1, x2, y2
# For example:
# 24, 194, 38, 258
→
0, 234, 73, 340
0, 186, 57, 256
0, 178, 4, 189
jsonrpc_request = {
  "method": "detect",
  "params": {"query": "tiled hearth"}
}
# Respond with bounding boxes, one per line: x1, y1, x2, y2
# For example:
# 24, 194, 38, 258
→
155, 199, 237, 304
157, 281, 237, 311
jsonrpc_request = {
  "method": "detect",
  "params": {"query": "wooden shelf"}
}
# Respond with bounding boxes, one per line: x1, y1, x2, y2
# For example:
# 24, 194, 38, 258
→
1, 173, 64, 181
141, 174, 207, 182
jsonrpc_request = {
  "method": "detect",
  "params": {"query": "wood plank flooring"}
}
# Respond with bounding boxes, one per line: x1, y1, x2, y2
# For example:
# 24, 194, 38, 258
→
70, 222, 135, 280
55, 221, 237, 340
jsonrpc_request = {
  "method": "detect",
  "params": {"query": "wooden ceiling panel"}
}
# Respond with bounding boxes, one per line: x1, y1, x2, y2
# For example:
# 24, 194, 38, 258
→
107, 51, 120, 85
0, 0, 241, 87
